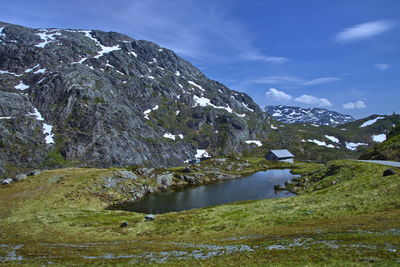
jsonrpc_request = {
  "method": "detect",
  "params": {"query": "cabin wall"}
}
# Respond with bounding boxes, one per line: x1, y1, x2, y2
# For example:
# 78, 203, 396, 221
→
279, 158, 294, 163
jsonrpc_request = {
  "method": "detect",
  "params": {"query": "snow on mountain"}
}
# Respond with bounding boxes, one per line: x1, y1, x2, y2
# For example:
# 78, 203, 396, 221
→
264, 105, 354, 126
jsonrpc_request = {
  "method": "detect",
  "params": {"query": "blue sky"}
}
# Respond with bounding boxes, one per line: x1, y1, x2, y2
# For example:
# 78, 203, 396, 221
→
1, 0, 399, 118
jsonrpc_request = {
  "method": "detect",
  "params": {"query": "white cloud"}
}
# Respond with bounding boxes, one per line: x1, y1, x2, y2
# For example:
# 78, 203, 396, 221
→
342, 100, 366, 109
374, 63, 390, 71
335, 20, 395, 43
266, 88, 293, 101
253, 75, 340, 86
295, 95, 332, 107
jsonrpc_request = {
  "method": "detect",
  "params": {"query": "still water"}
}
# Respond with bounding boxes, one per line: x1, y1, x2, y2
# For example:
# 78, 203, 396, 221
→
112, 169, 298, 214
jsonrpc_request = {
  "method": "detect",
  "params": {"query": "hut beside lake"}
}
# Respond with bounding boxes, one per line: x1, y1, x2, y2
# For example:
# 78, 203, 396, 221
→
265, 149, 294, 163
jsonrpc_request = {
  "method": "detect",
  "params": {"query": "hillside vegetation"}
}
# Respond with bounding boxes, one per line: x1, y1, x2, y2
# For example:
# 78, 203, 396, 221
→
0, 160, 399, 265
360, 124, 400, 161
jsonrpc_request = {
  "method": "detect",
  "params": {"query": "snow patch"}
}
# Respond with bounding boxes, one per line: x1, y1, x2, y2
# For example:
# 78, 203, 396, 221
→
128, 51, 137, 57
0, 70, 22, 76
178, 134, 184, 139
148, 58, 157, 64
193, 95, 245, 117
271, 125, 278, 130
143, 105, 159, 120
25, 64, 40, 73
0, 27, 5, 40
15, 82, 29, 90
147, 76, 155, 79
345, 142, 367, 151
0, 117, 12, 120
360, 117, 384, 128
34, 68, 46, 74
43, 123, 55, 144
175, 71, 181, 76
242, 102, 254, 112
305, 139, 335, 148
35, 30, 61, 48
188, 81, 205, 91
195, 149, 210, 158
163, 133, 176, 140
245, 140, 262, 147
372, 134, 386, 143
325, 135, 339, 143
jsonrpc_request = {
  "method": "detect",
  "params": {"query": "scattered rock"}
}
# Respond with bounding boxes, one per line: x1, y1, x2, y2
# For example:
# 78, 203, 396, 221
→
28, 170, 41, 176
213, 158, 227, 163
274, 184, 284, 191
156, 173, 173, 186
120, 222, 128, 227
225, 165, 234, 171
117, 170, 137, 180
137, 168, 154, 176
2, 178, 13, 185
383, 168, 396, 177
145, 214, 156, 221
14, 174, 27, 181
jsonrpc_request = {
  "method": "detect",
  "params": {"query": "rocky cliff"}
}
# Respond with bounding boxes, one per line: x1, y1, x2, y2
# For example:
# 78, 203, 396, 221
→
0, 22, 270, 177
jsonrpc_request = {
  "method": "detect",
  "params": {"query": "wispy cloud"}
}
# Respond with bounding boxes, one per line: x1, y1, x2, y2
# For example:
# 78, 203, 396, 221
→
253, 75, 340, 86
335, 20, 395, 43
240, 52, 288, 63
303, 77, 341, 86
342, 100, 366, 109
99, 0, 287, 63
374, 63, 390, 71
266, 88, 293, 101
295, 95, 332, 107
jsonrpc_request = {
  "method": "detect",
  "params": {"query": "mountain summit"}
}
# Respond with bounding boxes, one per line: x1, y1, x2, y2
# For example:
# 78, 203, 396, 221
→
264, 105, 354, 126
0, 22, 270, 176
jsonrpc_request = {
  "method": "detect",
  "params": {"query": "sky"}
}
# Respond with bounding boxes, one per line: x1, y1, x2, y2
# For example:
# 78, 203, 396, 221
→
1, 0, 399, 118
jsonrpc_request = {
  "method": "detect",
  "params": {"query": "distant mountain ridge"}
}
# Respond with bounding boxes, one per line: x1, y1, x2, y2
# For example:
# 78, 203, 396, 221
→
264, 105, 354, 126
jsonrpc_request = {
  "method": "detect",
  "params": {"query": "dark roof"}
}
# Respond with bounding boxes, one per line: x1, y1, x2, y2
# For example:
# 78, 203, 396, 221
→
269, 149, 294, 158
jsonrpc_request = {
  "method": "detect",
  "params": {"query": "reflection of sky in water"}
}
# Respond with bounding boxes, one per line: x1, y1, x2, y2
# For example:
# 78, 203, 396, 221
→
118, 169, 298, 214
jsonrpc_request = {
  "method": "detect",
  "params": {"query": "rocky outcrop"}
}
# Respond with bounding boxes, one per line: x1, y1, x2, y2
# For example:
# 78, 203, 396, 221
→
0, 21, 271, 177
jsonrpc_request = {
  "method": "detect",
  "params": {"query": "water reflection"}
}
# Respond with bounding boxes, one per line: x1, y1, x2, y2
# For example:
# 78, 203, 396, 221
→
112, 169, 298, 214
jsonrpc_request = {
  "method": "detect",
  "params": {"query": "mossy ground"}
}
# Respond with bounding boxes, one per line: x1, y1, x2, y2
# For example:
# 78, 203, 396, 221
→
0, 160, 399, 265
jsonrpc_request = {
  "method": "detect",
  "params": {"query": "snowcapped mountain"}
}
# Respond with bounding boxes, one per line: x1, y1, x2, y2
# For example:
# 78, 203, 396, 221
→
0, 21, 269, 176
264, 105, 354, 126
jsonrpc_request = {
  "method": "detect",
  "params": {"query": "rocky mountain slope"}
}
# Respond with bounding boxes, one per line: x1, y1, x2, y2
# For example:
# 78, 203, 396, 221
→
264, 105, 354, 126
265, 114, 400, 162
0, 22, 270, 177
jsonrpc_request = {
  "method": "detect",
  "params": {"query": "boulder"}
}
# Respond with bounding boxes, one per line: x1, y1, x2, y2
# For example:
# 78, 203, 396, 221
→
383, 168, 396, 177
137, 168, 154, 176
156, 173, 173, 186
117, 170, 137, 180
14, 174, 27, 181
2, 178, 13, 185
28, 170, 41, 176
120, 222, 128, 227
145, 214, 156, 221
274, 184, 284, 191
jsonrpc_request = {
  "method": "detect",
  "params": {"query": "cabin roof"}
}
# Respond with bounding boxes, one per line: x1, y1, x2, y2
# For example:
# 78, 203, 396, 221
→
269, 149, 294, 158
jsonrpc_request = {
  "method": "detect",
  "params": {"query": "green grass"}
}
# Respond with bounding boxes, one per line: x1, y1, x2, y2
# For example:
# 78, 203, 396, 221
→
0, 160, 399, 265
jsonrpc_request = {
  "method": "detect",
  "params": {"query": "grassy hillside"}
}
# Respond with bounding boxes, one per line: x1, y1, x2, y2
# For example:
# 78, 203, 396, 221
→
360, 124, 400, 161
259, 114, 400, 162
0, 160, 399, 265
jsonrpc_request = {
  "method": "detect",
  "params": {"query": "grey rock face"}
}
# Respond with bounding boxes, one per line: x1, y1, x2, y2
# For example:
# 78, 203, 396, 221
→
0, 21, 271, 176
116, 170, 137, 180
155, 173, 173, 186
2, 178, 13, 185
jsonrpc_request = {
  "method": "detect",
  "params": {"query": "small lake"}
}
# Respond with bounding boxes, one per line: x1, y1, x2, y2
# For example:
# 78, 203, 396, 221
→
111, 169, 298, 214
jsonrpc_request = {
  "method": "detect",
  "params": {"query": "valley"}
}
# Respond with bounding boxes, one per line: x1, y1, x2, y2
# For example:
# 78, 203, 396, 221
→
0, 20, 399, 266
